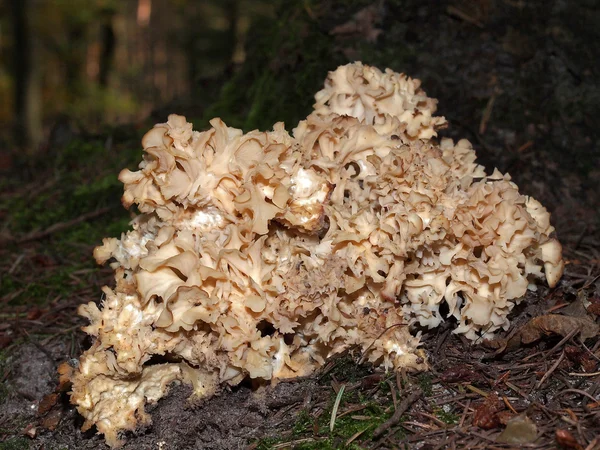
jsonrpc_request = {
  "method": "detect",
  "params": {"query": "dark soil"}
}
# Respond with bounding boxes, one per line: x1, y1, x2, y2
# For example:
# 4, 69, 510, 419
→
1, 1, 599, 449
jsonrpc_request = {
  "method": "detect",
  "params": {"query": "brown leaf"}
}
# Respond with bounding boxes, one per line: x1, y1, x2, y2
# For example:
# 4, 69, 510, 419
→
57, 361, 73, 391
496, 414, 538, 444
41, 408, 63, 431
360, 373, 384, 389
473, 392, 502, 429
587, 296, 600, 316
31, 254, 57, 267
22, 423, 36, 438
486, 310, 600, 355
564, 345, 584, 361
496, 410, 515, 425
564, 346, 597, 372
38, 393, 58, 415
493, 314, 600, 352
0, 334, 13, 349
26, 307, 45, 321
555, 429, 583, 450
523, 314, 599, 343
581, 356, 597, 373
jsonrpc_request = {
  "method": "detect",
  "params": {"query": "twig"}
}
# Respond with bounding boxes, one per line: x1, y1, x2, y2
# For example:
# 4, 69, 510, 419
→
8, 254, 25, 274
503, 396, 518, 414
415, 411, 447, 428
336, 404, 367, 419
568, 371, 600, 377
523, 327, 579, 362
446, 5, 484, 28
579, 272, 600, 291
479, 90, 498, 135
557, 389, 599, 404
584, 436, 599, 450
372, 385, 422, 439
12, 206, 115, 244
535, 351, 565, 390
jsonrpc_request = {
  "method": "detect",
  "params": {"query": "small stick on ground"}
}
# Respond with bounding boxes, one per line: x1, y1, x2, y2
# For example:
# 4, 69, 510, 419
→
372, 385, 423, 439
535, 351, 565, 390
12, 206, 114, 244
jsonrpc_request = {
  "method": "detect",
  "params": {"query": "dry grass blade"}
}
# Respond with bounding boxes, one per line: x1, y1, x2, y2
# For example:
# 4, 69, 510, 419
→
330, 384, 345, 432
272, 438, 316, 449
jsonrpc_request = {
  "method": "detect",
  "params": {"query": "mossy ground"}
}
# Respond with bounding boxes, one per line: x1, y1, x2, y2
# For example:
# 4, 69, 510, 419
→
0, 437, 30, 450
253, 354, 399, 450
250, 355, 461, 449
0, 133, 143, 308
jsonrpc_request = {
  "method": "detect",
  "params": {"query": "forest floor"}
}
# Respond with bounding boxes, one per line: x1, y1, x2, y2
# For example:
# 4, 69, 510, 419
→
1, 0, 600, 449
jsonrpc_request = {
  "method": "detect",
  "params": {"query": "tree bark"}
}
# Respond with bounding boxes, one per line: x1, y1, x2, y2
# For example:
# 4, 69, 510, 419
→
224, 0, 240, 65
98, 12, 116, 88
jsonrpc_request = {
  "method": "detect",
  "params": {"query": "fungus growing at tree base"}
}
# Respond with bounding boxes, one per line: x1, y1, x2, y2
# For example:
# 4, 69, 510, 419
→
68, 62, 564, 447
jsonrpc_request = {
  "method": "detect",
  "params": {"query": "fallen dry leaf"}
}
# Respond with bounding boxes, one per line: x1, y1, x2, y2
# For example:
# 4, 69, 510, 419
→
41, 408, 63, 431
564, 346, 597, 373
496, 414, 538, 444
587, 296, 600, 316
360, 373, 384, 389
57, 361, 73, 391
26, 307, 45, 321
519, 314, 599, 343
22, 423, 36, 439
0, 334, 13, 349
484, 314, 599, 354
473, 392, 503, 430
555, 429, 583, 450
38, 393, 58, 415
496, 410, 515, 425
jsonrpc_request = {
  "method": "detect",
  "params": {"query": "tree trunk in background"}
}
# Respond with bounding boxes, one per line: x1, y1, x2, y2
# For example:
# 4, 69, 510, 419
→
185, 0, 239, 97
184, 2, 202, 97
224, 0, 239, 67
12, 0, 42, 150
65, 25, 86, 89
99, 12, 116, 88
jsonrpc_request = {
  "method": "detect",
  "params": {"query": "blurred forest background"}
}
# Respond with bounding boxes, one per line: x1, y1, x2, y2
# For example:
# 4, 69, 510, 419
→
1, 0, 598, 188
0, 0, 273, 154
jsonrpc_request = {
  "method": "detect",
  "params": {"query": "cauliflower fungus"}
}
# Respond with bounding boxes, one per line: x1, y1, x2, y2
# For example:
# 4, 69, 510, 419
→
69, 62, 563, 447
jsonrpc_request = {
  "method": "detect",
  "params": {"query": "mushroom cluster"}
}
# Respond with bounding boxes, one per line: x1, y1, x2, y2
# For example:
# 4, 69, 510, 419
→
69, 62, 563, 447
